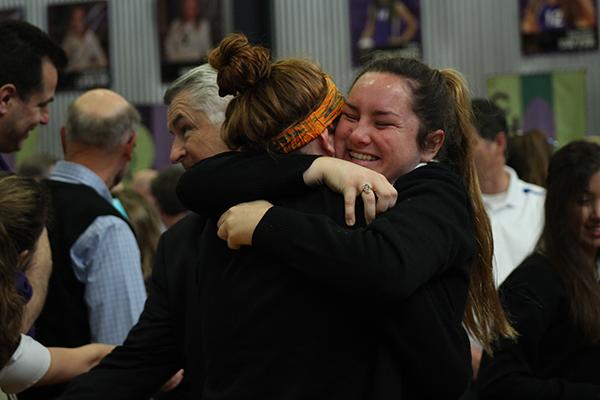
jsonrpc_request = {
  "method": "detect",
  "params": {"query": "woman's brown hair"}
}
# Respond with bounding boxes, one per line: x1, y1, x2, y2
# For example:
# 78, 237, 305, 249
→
507, 129, 552, 187
538, 140, 600, 342
0, 173, 49, 366
207, 33, 329, 153
114, 188, 161, 288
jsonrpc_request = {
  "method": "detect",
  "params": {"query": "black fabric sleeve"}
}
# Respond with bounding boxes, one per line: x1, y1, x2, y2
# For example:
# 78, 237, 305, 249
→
252, 173, 474, 301
477, 259, 600, 400
58, 236, 181, 400
176, 151, 319, 215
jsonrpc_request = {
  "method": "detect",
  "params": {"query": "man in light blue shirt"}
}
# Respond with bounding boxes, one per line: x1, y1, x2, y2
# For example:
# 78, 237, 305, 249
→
35, 89, 146, 349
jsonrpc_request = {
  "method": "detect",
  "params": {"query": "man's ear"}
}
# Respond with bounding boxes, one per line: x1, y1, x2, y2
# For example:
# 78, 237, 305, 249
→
0, 84, 17, 116
317, 129, 335, 156
124, 132, 138, 161
495, 131, 507, 153
420, 129, 445, 162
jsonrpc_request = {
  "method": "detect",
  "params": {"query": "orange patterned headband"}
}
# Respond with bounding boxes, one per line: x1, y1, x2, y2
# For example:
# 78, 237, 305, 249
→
271, 75, 345, 154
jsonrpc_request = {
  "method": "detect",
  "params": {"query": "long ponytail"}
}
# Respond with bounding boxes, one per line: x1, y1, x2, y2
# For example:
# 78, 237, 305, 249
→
440, 70, 517, 352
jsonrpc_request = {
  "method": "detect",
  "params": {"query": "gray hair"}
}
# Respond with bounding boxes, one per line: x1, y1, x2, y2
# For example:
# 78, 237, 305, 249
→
163, 63, 231, 126
65, 102, 141, 149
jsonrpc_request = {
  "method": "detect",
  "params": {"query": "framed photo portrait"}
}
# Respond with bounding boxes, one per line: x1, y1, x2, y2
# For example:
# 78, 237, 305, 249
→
0, 7, 25, 22
48, 1, 111, 90
157, 0, 223, 82
519, 0, 598, 55
349, 0, 422, 66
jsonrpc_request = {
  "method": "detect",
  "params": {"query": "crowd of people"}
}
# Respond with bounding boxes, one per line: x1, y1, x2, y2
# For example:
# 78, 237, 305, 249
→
1, 18, 599, 400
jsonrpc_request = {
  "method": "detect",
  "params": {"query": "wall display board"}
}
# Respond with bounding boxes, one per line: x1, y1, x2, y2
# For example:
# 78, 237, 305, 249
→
0, 7, 25, 21
487, 70, 587, 146
48, 1, 111, 90
520, 0, 598, 55
349, 0, 421, 65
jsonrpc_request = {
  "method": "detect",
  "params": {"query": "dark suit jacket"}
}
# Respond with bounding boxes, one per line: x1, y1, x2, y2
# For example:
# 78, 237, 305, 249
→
59, 213, 207, 399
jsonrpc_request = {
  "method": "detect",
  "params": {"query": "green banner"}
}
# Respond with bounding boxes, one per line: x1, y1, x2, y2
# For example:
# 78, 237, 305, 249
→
487, 70, 586, 147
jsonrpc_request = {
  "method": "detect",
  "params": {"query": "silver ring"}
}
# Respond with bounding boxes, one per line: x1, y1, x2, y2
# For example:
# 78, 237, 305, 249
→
361, 183, 372, 194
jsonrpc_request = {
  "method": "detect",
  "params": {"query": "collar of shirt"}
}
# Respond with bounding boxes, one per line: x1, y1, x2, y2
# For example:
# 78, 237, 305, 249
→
482, 166, 524, 212
49, 160, 112, 203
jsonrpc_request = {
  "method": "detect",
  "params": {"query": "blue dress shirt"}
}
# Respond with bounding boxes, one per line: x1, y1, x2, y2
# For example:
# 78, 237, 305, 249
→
49, 161, 146, 344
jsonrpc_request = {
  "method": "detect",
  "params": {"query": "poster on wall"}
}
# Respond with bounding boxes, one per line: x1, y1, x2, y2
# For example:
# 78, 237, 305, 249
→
519, 0, 598, 55
0, 7, 25, 21
48, 1, 111, 90
349, 0, 421, 66
487, 70, 586, 147
157, 0, 223, 82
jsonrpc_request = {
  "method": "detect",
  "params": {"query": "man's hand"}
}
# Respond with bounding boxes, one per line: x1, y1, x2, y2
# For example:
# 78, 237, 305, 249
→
217, 200, 273, 249
303, 157, 397, 225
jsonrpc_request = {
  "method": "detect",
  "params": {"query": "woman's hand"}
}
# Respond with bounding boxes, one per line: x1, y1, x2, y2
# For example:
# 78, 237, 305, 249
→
303, 157, 397, 225
217, 200, 274, 249
161, 369, 184, 392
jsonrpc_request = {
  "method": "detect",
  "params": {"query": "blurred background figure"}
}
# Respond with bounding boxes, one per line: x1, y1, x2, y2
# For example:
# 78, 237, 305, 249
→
164, 0, 212, 63
113, 188, 161, 288
16, 153, 58, 182
150, 165, 188, 230
357, 0, 418, 50
507, 129, 553, 187
61, 5, 108, 73
478, 140, 600, 398
521, 0, 597, 34
131, 168, 158, 209
472, 98, 546, 286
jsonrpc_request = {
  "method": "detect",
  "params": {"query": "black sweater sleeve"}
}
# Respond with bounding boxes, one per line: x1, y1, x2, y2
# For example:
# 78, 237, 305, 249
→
176, 151, 319, 215
477, 255, 600, 400
252, 166, 475, 300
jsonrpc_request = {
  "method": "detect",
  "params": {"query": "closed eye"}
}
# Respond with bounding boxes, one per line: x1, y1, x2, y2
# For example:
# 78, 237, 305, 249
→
342, 112, 358, 122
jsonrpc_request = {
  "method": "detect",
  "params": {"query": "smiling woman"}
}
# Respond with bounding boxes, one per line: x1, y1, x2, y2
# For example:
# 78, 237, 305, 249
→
478, 140, 600, 398
176, 50, 516, 398
334, 71, 435, 184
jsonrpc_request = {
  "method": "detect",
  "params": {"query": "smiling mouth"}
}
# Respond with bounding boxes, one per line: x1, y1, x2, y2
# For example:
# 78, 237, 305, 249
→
585, 226, 600, 235
349, 151, 379, 161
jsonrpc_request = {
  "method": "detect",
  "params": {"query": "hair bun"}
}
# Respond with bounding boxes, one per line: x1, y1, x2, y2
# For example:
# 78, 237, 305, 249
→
208, 33, 271, 97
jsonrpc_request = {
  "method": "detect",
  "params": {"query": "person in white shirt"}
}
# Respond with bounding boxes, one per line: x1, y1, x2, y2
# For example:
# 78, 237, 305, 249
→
467, 98, 545, 382
472, 98, 545, 286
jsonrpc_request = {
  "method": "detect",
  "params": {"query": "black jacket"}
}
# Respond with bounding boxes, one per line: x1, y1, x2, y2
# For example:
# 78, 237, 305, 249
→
477, 253, 600, 400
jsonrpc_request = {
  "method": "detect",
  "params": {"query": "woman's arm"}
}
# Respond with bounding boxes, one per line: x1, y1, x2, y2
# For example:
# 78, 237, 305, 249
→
218, 165, 473, 300
38, 344, 114, 386
0, 337, 112, 394
177, 151, 317, 215
177, 151, 397, 225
